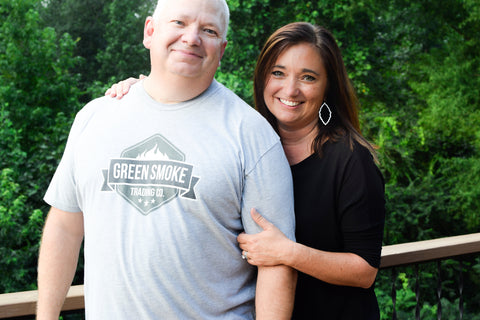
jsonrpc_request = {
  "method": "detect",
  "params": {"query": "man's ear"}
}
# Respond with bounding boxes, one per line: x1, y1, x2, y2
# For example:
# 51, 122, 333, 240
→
218, 41, 228, 66
143, 16, 155, 49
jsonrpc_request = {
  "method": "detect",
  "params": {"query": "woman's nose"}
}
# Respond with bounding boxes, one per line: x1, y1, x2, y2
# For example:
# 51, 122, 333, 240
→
284, 77, 300, 96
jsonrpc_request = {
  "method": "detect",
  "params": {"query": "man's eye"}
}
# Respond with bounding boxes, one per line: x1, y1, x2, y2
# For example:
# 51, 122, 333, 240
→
204, 28, 218, 36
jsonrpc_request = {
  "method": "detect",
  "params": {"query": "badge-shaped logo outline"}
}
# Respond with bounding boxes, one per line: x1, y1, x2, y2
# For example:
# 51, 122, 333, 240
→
101, 134, 199, 215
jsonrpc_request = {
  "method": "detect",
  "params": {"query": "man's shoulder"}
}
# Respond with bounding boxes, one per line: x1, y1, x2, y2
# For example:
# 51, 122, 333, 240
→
210, 80, 250, 106
84, 95, 113, 109
79, 85, 142, 118
71, 93, 131, 134
211, 81, 269, 122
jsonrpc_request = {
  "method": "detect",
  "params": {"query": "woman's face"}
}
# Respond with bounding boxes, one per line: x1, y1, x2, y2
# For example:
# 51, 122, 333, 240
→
263, 43, 327, 132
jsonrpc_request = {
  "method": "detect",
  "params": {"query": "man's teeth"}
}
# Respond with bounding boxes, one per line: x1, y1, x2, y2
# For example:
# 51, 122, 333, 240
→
280, 99, 301, 107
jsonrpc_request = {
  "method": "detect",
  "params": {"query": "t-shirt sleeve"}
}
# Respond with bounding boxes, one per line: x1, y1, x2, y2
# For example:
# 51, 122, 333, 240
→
337, 145, 385, 268
43, 104, 95, 213
241, 142, 296, 241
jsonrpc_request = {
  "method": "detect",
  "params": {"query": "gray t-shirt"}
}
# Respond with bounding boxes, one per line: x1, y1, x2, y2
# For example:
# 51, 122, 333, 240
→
44, 80, 295, 319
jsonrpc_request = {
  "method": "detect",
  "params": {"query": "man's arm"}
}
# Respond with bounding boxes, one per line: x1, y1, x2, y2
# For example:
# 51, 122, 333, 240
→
255, 265, 297, 319
241, 142, 297, 318
37, 207, 84, 320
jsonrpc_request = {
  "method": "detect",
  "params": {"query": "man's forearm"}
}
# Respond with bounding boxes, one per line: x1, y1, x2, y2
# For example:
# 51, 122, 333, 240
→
37, 209, 83, 319
255, 265, 297, 319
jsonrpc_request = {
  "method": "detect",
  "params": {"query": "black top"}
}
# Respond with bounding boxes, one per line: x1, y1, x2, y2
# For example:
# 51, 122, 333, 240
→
290, 137, 385, 320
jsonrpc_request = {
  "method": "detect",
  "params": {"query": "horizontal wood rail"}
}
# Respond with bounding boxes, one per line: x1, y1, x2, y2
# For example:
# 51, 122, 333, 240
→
0, 285, 83, 319
380, 232, 480, 268
1, 233, 479, 319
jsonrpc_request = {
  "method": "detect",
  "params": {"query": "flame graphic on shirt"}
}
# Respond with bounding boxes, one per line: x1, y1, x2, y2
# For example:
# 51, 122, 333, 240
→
136, 144, 170, 161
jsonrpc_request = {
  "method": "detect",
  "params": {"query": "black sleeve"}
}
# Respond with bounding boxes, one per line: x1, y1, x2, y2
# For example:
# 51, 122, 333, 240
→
337, 143, 385, 268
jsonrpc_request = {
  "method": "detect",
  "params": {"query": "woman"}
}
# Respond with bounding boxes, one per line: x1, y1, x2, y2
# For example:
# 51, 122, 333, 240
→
239, 22, 385, 319
107, 22, 385, 319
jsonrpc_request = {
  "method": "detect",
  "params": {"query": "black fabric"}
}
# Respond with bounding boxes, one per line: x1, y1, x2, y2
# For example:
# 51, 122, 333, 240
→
290, 137, 385, 320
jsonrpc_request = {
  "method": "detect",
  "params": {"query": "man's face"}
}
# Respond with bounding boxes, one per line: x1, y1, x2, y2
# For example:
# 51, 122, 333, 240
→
144, 0, 227, 82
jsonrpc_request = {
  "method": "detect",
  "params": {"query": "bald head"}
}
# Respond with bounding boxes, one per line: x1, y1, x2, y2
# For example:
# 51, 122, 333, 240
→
152, 0, 229, 41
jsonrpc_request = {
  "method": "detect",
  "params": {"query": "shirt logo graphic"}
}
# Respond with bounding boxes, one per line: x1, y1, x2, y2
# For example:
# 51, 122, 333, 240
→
101, 134, 199, 215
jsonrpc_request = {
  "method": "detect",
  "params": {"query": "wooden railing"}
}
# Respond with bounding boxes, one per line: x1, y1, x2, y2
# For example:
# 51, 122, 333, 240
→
379, 233, 480, 320
0, 285, 83, 319
380, 233, 480, 268
1, 233, 479, 319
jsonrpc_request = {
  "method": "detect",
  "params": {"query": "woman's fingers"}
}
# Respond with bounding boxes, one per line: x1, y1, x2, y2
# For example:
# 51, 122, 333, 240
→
250, 208, 273, 231
105, 76, 142, 98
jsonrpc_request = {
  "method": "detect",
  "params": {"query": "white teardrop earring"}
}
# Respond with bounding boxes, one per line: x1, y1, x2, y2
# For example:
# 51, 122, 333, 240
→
319, 102, 332, 125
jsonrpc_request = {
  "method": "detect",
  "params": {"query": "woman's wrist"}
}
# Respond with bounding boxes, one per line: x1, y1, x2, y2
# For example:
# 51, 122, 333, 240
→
281, 239, 297, 267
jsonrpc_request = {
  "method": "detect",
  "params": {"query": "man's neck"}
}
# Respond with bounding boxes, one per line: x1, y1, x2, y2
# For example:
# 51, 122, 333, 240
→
143, 74, 213, 104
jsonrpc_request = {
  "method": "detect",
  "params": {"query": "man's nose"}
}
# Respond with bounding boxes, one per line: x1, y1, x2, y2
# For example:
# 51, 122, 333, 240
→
182, 26, 201, 46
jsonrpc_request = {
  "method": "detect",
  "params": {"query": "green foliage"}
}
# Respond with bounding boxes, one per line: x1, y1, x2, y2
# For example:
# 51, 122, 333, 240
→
218, 0, 380, 104
95, 0, 154, 83
0, 0, 82, 292
0, 108, 26, 170
377, 258, 480, 319
0, 168, 44, 292
0, 0, 81, 201
40, 0, 155, 98
39, 0, 109, 92
376, 0, 480, 245
376, 272, 418, 319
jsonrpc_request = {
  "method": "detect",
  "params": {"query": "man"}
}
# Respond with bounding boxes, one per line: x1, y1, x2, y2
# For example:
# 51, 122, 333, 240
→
36, 0, 296, 319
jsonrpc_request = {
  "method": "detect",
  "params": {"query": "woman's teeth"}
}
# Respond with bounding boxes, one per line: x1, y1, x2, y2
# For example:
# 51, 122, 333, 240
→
280, 99, 301, 107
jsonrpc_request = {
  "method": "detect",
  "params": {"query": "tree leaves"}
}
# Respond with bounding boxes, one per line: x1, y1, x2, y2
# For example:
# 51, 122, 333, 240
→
0, 0, 82, 292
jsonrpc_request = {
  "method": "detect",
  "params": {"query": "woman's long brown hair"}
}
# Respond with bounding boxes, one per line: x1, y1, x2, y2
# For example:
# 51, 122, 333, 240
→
253, 22, 378, 162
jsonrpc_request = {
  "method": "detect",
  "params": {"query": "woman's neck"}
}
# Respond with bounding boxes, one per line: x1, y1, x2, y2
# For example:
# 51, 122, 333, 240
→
279, 123, 319, 165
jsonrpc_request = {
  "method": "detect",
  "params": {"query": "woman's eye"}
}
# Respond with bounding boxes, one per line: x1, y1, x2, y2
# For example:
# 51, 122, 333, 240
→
302, 75, 316, 81
272, 70, 284, 77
